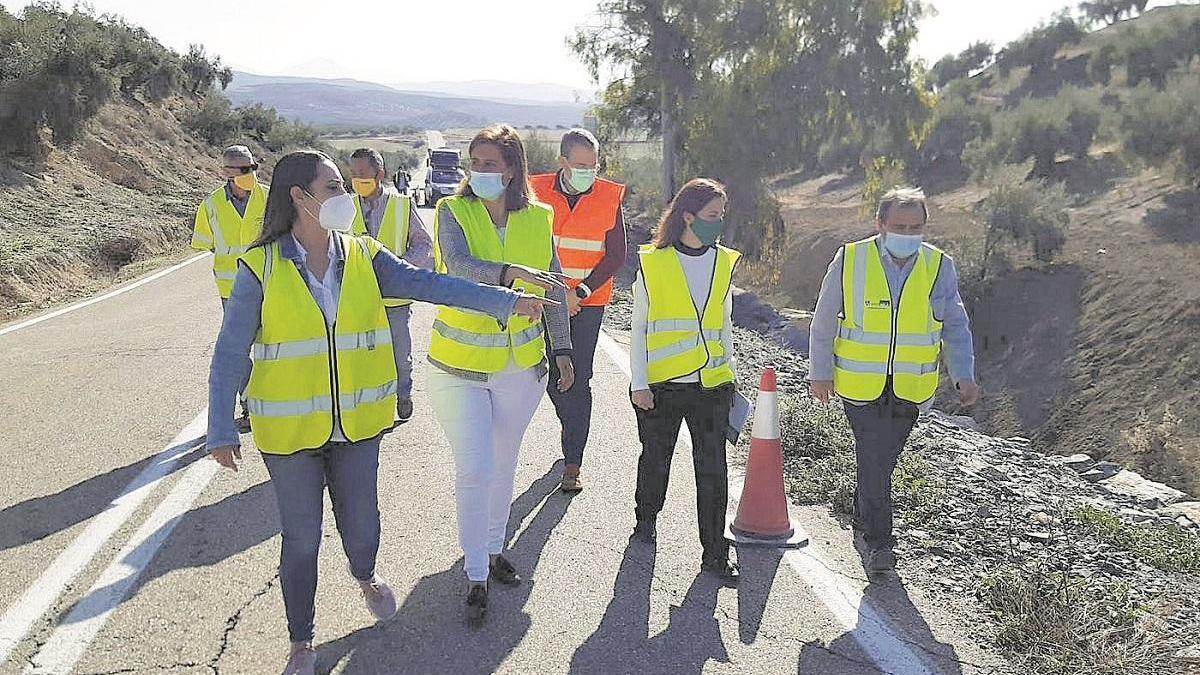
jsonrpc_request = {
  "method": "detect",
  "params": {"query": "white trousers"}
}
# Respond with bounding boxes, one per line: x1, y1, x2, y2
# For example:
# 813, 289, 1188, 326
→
428, 366, 546, 582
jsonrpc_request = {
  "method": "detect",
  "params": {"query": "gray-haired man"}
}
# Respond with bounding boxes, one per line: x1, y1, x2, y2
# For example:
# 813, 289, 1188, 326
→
808, 187, 979, 573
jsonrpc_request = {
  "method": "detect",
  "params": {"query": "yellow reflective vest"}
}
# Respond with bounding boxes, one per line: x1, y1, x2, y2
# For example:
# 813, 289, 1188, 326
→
639, 243, 740, 388
833, 235, 944, 404
240, 233, 397, 455
191, 183, 267, 299
429, 196, 553, 374
351, 192, 413, 309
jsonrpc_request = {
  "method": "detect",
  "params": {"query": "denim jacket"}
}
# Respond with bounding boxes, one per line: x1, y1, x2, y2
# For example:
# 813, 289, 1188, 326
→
206, 233, 520, 450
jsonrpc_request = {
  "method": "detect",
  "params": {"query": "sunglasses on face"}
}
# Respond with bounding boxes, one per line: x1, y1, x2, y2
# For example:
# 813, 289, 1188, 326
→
224, 163, 259, 174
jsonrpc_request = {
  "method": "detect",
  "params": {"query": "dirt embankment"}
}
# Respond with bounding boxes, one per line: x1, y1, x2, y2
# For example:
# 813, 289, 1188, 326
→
741, 166, 1200, 495
0, 98, 239, 319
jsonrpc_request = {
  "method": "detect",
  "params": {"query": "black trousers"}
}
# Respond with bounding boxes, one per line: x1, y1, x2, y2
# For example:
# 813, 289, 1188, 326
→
633, 381, 734, 561
547, 305, 604, 466
843, 388, 919, 550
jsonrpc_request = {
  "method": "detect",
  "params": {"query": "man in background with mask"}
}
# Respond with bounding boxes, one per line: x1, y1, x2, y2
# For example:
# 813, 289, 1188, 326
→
191, 144, 267, 430
808, 187, 979, 574
530, 128, 627, 492
348, 147, 433, 423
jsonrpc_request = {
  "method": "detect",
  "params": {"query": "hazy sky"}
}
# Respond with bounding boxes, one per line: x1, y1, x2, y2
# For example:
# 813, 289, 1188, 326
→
0, 0, 1178, 91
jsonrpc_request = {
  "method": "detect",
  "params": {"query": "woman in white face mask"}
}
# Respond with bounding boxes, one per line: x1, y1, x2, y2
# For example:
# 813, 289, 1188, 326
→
204, 150, 553, 674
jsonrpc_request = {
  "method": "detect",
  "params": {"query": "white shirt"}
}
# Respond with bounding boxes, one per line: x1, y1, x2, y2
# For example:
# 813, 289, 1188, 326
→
291, 233, 348, 442
291, 233, 341, 327
630, 246, 735, 390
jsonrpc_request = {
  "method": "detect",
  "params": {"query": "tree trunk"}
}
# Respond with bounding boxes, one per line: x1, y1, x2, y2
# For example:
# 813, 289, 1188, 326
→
660, 81, 676, 203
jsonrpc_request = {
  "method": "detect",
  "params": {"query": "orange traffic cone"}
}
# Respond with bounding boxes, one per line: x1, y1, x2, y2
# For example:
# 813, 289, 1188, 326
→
730, 368, 805, 546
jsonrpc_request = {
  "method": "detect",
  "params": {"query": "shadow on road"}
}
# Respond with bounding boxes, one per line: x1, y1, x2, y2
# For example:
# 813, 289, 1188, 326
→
0, 439, 206, 553
316, 462, 572, 674
54, 480, 279, 624
570, 539, 737, 675
797, 547, 966, 675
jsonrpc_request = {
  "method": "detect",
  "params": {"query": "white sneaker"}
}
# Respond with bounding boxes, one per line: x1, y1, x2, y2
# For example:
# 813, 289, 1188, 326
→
282, 642, 315, 675
359, 574, 398, 621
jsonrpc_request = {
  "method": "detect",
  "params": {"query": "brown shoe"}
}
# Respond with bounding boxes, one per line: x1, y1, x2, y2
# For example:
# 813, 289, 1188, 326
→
561, 464, 583, 492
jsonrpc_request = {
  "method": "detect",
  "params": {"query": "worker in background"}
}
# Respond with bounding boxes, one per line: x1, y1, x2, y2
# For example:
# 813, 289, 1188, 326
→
629, 178, 741, 583
191, 144, 266, 431
530, 128, 627, 492
349, 148, 433, 423
808, 187, 979, 574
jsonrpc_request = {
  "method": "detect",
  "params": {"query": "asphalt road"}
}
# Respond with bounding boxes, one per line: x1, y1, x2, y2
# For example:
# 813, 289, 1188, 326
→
0, 207, 1004, 675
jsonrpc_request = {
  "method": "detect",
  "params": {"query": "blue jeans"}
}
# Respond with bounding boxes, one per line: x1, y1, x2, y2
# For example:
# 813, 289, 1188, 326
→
219, 297, 251, 405
386, 304, 414, 400
261, 436, 381, 643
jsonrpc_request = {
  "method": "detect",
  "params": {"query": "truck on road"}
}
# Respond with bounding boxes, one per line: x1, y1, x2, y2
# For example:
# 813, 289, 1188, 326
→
419, 147, 464, 207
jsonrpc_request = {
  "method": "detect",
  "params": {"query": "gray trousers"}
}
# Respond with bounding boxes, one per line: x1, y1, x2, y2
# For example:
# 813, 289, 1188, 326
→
261, 436, 381, 643
843, 390, 919, 550
385, 304, 414, 400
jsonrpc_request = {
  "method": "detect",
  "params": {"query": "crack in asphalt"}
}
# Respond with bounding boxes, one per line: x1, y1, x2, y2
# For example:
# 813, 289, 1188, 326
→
75, 662, 208, 675
209, 573, 278, 675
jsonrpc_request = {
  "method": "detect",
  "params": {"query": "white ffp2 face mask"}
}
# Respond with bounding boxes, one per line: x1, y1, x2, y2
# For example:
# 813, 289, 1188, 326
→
303, 191, 357, 232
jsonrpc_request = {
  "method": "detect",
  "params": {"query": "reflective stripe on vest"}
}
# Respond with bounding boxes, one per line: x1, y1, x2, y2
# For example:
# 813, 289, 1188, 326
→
529, 173, 624, 306
241, 233, 397, 454
352, 193, 413, 308
639, 243, 740, 387
428, 196, 553, 374
833, 236, 944, 404
201, 184, 267, 299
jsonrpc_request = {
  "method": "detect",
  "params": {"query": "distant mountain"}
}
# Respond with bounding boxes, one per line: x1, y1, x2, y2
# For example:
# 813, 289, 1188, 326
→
388, 80, 594, 104
226, 72, 587, 130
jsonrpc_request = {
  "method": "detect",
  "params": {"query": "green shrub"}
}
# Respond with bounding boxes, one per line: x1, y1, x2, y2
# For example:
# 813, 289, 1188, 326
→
975, 161, 1068, 279
1120, 79, 1200, 185
918, 96, 992, 173
981, 562, 1178, 675
1071, 504, 1200, 574
522, 131, 558, 175
972, 87, 1101, 177
929, 41, 994, 89
183, 92, 239, 145
1088, 44, 1118, 86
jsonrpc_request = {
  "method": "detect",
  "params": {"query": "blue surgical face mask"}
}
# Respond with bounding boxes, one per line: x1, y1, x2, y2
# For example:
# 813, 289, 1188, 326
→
567, 167, 597, 192
469, 171, 505, 201
882, 232, 923, 259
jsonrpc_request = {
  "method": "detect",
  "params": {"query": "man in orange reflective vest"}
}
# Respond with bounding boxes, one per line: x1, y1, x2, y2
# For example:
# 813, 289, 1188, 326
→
530, 129, 627, 492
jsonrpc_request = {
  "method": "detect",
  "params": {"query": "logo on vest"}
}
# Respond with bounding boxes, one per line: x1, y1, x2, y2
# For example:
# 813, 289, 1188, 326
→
865, 298, 892, 310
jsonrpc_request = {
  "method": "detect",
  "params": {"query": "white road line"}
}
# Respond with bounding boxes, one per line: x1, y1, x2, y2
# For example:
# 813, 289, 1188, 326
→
0, 253, 209, 338
596, 330, 934, 675
0, 410, 207, 664
26, 456, 222, 674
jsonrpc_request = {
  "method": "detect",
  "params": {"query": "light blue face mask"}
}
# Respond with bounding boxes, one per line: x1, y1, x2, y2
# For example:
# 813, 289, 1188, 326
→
882, 232, 923, 259
469, 171, 505, 201
567, 167, 597, 192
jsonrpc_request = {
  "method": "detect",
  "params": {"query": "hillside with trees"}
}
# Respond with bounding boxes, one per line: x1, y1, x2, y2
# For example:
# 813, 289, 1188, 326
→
0, 4, 344, 316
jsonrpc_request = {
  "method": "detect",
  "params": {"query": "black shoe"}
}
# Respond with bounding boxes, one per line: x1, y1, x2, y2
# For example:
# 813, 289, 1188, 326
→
702, 556, 741, 583
489, 554, 521, 585
396, 397, 413, 423
632, 518, 656, 543
465, 582, 488, 623
867, 548, 897, 573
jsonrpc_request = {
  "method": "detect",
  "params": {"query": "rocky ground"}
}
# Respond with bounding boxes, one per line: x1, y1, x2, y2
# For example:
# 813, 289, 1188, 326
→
602, 285, 1200, 674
